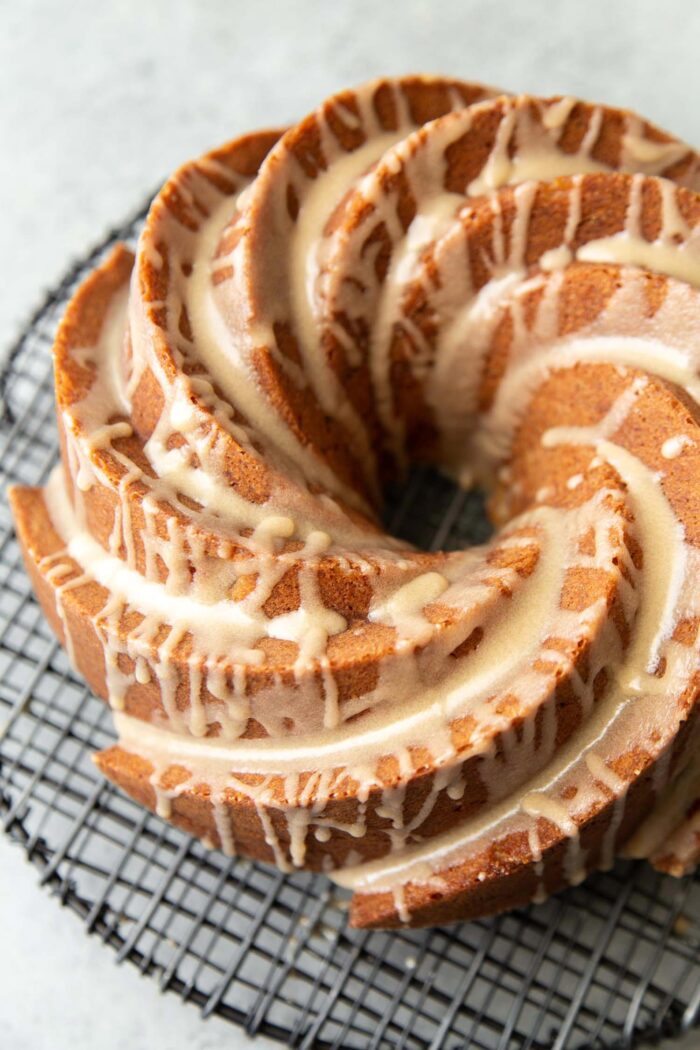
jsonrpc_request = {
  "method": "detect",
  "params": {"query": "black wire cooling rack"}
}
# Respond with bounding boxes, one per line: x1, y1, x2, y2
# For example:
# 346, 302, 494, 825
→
1, 202, 700, 1050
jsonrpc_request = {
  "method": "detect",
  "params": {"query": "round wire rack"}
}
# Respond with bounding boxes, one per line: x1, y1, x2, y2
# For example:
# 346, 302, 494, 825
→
1, 201, 699, 1050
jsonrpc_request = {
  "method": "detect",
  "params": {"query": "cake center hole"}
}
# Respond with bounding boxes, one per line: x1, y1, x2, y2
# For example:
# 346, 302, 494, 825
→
382, 465, 494, 552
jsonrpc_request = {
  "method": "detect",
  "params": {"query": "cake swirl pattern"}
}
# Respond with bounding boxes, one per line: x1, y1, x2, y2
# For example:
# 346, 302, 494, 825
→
10, 76, 700, 927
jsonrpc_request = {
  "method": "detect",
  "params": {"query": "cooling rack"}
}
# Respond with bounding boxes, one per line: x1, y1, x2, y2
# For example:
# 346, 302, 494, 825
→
1, 201, 699, 1050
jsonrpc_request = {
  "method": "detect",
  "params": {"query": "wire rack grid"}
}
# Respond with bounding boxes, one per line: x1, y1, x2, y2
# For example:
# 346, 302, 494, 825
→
0, 201, 699, 1050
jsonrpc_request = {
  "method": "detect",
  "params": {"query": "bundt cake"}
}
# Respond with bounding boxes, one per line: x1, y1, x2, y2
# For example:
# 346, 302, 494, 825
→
10, 76, 700, 928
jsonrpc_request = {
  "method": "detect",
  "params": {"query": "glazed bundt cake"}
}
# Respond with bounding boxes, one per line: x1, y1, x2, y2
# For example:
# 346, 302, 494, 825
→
11, 76, 700, 928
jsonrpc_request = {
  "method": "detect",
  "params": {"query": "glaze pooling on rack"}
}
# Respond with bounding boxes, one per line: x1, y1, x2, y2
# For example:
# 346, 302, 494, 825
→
10, 75, 700, 929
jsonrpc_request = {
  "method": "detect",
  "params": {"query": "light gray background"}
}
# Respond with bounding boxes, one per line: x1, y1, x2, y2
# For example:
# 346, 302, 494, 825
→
2, 1, 700, 1047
